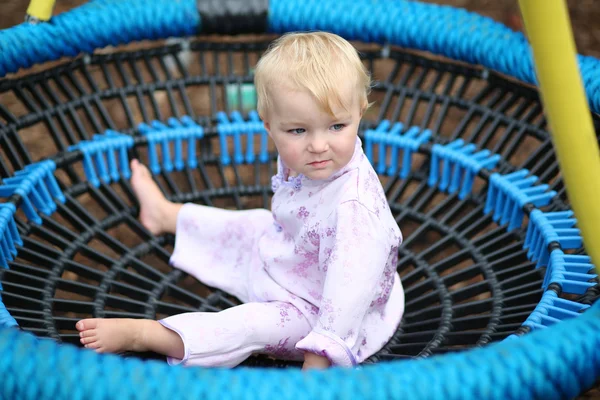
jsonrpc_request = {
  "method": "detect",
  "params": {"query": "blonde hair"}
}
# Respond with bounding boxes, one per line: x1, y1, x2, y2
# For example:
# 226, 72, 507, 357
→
254, 31, 371, 119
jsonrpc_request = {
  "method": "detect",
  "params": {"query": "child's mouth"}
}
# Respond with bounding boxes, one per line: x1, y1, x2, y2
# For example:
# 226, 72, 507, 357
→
308, 160, 330, 168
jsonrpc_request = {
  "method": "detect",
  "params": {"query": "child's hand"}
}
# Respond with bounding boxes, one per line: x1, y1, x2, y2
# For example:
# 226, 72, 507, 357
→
302, 352, 331, 370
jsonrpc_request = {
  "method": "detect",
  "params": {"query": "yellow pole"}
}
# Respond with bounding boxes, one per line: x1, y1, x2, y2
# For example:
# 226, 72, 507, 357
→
518, 0, 600, 272
26, 0, 56, 22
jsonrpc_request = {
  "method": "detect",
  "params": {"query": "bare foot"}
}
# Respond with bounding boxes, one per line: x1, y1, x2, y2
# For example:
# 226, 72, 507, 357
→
76, 318, 148, 354
130, 159, 173, 235
77, 318, 185, 359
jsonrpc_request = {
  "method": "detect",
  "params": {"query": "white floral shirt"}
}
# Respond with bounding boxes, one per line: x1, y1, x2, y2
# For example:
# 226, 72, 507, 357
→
259, 137, 404, 366
170, 137, 404, 366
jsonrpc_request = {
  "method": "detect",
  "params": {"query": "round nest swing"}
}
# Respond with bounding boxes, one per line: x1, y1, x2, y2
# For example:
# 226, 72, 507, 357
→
0, 0, 599, 399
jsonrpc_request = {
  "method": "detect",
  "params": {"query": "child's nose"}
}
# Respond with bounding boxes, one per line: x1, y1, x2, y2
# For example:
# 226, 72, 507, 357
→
308, 134, 329, 153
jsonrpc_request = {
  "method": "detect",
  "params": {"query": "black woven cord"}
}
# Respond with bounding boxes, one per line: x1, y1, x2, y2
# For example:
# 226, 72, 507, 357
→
1, 38, 599, 368
197, 0, 269, 35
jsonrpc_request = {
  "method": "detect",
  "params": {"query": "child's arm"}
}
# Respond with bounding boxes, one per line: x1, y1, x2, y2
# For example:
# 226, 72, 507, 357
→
295, 200, 394, 368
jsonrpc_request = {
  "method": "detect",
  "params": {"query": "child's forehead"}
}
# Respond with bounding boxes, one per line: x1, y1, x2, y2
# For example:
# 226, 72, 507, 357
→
270, 79, 357, 100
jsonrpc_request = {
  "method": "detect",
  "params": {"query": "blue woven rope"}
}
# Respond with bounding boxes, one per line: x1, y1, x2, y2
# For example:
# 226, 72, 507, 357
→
428, 140, 500, 199
0, 0, 198, 77
364, 120, 432, 178
543, 249, 597, 295
0, 160, 65, 225
521, 290, 590, 332
216, 111, 268, 165
69, 131, 135, 186
485, 170, 556, 231
139, 116, 204, 174
0, 0, 599, 395
524, 210, 582, 268
0, 120, 594, 397
0, 301, 597, 399
0, 203, 22, 329
2, 0, 600, 114
0, 293, 17, 328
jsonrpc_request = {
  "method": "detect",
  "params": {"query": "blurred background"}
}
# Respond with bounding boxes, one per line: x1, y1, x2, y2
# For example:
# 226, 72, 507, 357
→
1, 0, 599, 57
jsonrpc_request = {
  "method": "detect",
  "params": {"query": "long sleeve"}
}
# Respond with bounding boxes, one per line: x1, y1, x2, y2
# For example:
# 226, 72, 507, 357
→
295, 200, 396, 367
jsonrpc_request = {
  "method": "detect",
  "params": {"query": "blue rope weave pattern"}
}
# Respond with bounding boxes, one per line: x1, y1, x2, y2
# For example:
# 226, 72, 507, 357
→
364, 120, 431, 178
0, 204, 22, 269
0, 301, 597, 399
484, 170, 556, 231
544, 250, 597, 295
69, 131, 135, 187
0, 160, 64, 225
139, 116, 204, 174
504, 209, 596, 336
0, 292, 17, 329
0, 1, 599, 397
524, 210, 582, 268
0, 0, 199, 77
0, 203, 22, 329
216, 111, 268, 165
521, 290, 590, 332
3, 0, 600, 114
0, 114, 595, 397
428, 139, 501, 199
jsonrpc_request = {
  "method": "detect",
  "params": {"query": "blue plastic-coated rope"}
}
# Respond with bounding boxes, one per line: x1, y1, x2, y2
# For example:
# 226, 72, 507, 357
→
216, 111, 269, 165
0, 1, 599, 397
0, 203, 22, 329
0, 0, 198, 78
428, 139, 500, 199
0, 160, 65, 225
0, 300, 597, 400
522, 210, 597, 296
544, 250, 597, 294
139, 116, 204, 174
2, 0, 600, 115
0, 204, 21, 270
524, 210, 583, 268
484, 170, 556, 231
522, 290, 590, 332
0, 293, 18, 329
364, 120, 431, 178
69, 131, 135, 187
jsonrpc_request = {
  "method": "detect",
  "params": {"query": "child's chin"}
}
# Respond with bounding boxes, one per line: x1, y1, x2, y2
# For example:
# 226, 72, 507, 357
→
305, 169, 333, 181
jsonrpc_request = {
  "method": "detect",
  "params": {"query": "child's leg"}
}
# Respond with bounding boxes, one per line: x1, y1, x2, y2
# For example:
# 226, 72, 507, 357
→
158, 301, 312, 367
76, 318, 184, 359
130, 159, 182, 235
77, 302, 312, 367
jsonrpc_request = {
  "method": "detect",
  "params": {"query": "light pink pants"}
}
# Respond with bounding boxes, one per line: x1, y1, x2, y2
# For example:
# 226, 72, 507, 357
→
159, 301, 312, 367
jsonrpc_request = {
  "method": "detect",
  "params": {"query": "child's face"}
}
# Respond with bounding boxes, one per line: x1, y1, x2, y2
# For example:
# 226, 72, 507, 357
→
263, 83, 362, 181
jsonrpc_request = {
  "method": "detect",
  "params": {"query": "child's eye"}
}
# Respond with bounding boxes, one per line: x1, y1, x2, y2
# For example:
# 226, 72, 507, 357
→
331, 124, 345, 131
287, 128, 306, 134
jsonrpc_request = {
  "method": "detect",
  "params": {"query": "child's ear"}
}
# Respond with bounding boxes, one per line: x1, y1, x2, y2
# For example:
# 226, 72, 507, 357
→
264, 121, 272, 138
360, 99, 369, 118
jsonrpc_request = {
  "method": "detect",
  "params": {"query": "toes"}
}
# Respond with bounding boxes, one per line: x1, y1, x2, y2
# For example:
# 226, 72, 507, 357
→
85, 341, 101, 350
80, 336, 97, 345
138, 163, 150, 177
80, 329, 97, 339
130, 159, 143, 174
76, 319, 98, 331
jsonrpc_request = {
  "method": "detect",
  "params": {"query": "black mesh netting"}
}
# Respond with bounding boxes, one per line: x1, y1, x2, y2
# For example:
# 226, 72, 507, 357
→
0, 38, 597, 367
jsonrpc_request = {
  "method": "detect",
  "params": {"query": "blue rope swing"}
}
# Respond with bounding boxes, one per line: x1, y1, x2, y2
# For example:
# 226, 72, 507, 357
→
1, 0, 600, 113
0, 0, 599, 399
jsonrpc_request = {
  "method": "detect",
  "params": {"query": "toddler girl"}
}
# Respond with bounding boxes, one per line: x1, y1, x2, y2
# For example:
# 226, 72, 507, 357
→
76, 31, 404, 370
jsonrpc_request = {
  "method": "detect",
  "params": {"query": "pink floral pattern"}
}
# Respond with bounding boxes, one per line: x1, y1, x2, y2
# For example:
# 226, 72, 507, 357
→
168, 137, 405, 367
